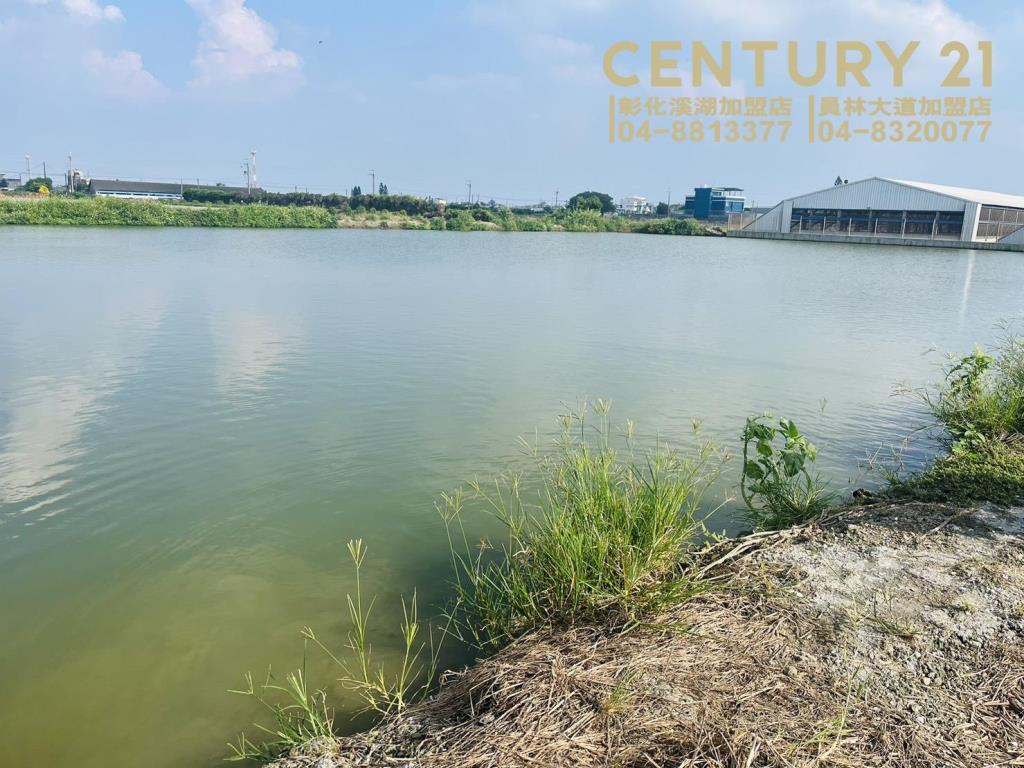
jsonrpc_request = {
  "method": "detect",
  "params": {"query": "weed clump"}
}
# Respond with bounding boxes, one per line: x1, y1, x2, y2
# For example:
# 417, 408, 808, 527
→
892, 330, 1024, 506
441, 400, 720, 649
920, 331, 1024, 450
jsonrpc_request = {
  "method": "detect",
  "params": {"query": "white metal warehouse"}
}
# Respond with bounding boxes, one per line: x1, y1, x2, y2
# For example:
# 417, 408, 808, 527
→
743, 177, 1024, 245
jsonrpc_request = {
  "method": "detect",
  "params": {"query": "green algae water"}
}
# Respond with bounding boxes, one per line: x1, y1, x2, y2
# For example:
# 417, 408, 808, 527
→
1, 227, 1020, 767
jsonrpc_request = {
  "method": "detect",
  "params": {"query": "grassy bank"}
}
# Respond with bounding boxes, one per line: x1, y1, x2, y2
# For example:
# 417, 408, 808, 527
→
338, 206, 713, 234
0, 196, 716, 235
890, 329, 1024, 505
234, 332, 1023, 767
0, 197, 336, 228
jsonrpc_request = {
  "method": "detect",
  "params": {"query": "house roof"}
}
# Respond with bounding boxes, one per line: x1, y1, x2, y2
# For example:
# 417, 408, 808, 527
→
89, 179, 256, 196
89, 179, 185, 194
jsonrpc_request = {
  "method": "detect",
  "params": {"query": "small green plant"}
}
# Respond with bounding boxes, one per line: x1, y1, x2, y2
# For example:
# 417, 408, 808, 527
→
303, 539, 446, 718
227, 664, 335, 762
441, 401, 720, 649
230, 540, 447, 760
599, 668, 639, 718
740, 415, 834, 530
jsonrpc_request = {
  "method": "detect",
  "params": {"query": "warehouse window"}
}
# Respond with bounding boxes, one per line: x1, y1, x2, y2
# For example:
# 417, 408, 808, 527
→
789, 208, 964, 239
977, 206, 1024, 241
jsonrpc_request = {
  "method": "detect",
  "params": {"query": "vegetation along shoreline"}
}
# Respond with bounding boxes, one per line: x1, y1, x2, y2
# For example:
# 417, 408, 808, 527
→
0, 192, 720, 235
228, 331, 1024, 767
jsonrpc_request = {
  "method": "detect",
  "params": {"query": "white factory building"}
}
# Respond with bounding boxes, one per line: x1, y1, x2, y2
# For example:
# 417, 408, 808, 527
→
742, 177, 1024, 246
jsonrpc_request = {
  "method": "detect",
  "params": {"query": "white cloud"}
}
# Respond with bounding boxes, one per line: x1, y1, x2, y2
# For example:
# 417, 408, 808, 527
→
84, 49, 165, 100
65, 0, 123, 21
30, 0, 124, 22
186, 0, 301, 88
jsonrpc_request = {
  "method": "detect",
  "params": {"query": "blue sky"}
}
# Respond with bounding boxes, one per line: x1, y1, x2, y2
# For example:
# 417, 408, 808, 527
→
2, 0, 1021, 205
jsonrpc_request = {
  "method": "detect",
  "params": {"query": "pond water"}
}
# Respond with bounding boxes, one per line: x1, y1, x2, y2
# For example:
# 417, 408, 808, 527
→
0, 227, 1019, 767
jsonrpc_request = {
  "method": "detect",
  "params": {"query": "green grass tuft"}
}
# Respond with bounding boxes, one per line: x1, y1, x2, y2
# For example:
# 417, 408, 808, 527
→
440, 401, 721, 649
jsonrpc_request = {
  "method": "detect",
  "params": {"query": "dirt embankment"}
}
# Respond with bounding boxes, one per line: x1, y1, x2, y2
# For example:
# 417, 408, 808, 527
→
273, 501, 1024, 768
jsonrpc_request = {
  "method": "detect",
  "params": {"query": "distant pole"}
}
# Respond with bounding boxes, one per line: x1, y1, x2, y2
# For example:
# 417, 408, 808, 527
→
466, 180, 472, 204
554, 188, 559, 207
25, 155, 30, 178
369, 169, 375, 195
250, 150, 257, 191
67, 154, 74, 194
42, 161, 46, 182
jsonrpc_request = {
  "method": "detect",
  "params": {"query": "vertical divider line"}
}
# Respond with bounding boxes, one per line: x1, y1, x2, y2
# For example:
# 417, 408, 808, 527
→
808, 95, 815, 144
609, 96, 616, 143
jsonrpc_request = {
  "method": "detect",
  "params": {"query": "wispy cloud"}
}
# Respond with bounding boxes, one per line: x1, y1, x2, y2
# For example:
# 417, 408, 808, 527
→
30, 0, 124, 23
186, 0, 301, 88
84, 49, 165, 100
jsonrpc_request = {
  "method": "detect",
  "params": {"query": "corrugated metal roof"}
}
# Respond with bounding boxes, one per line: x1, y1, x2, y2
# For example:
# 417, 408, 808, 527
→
773, 177, 1024, 212
90, 179, 184, 194
785, 178, 967, 212
882, 179, 1024, 210
89, 179, 256, 196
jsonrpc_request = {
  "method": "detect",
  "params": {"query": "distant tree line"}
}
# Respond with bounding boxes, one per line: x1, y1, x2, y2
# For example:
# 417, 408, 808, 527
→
177, 187, 695, 229
181, 187, 444, 216
566, 191, 615, 214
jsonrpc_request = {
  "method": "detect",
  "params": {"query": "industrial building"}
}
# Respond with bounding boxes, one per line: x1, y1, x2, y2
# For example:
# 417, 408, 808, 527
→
88, 179, 257, 200
741, 177, 1024, 247
683, 186, 746, 221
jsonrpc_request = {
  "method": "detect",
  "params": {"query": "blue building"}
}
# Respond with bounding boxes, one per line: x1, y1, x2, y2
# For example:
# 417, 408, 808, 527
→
683, 186, 746, 221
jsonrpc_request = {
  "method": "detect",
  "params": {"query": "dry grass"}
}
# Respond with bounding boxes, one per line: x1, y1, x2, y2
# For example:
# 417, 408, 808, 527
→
271, 502, 1024, 768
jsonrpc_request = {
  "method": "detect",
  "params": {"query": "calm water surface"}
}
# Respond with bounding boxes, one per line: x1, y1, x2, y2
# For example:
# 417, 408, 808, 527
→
0, 228, 1020, 767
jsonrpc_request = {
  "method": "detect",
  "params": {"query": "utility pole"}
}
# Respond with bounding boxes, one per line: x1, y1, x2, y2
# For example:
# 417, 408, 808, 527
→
369, 169, 375, 195
466, 180, 472, 204
42, 161, 47, 183
554, 188, 559, 207
250, 150, 257, 191
25, 155, 30, 179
